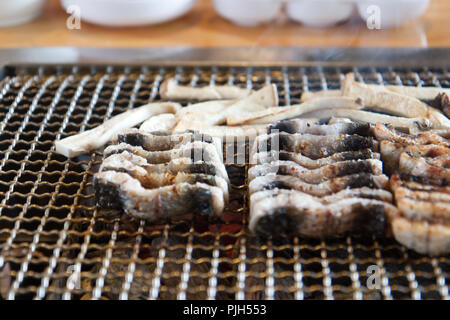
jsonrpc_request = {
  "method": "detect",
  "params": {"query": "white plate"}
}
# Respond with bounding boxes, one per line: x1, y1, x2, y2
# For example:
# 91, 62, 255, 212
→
0, 0, 46, 27
60, 0, 198, 27
287, 0, 355, 28
212, 0, 282, 27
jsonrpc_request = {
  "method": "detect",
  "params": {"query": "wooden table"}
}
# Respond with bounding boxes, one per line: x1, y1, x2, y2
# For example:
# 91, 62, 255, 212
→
0, 0, 448, 48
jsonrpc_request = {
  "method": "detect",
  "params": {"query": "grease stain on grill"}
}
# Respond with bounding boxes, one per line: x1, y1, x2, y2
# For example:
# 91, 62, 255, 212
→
0, 65, 449, 300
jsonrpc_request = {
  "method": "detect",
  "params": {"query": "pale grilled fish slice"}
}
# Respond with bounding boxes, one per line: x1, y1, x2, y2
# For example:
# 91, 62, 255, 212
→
252, 133, 378, 160
389, 174, 450, 224
101, 151, 229, 182
103, 141, 227, 182
268, 119, 371, 136
302, 109, 433, 133
249, 173, 389, 197
249, 192, 397, 238
116, 128, 222, 154
248, 159, 383, 183
380, 140, 450, 175
94, 171, 225, 221
391, 174, 450, 200
250, 187, 393, 205
99, 153, 229, 202
395, 197, 450, 224
250, 149, 380, 168
394, 175, 450, 192
371, 123, 450, 147
390, 215, 450, 256
398, 153, 450, 184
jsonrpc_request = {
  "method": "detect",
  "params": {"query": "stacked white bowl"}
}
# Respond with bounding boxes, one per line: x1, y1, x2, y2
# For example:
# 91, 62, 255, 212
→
60, 0, 198, 27
0, 0, 47, 27
212, 0, 430, 28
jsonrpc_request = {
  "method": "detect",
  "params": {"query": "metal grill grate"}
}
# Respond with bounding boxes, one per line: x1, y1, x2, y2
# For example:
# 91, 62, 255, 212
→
0, 64, 449, 300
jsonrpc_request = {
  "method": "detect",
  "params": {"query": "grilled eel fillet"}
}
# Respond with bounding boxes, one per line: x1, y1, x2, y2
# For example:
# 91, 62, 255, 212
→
251, 132, 379, 161
249, 190, 397, 238
251, 149, 380, 168
95, 171, 225, 221
95, 130, 228, 222
389, 174, 450, 255
268, 118, 372, 136
249, 120, 392, 238
248, 159, 383, 183
380, 140, 450, 175
103, 141, 229, 183
249, 173, 388, 197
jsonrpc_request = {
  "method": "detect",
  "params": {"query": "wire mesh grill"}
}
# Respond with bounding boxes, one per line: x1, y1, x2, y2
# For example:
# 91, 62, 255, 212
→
0, 64, 449, 300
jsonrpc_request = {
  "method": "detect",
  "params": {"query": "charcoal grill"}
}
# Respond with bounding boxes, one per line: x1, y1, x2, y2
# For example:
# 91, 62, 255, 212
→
0, 48, 449, 300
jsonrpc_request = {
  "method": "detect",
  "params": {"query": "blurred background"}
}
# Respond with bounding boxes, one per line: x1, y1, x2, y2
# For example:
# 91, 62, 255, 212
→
0, 0, 448, 49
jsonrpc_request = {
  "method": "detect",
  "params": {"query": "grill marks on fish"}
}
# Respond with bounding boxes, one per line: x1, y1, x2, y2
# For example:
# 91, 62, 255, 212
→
100, 152, 229, 202
249, 120, 391, 238
249, 173, 388, 197
399, 153, 450, 185
104, 142, 218, 164
248, 159, 383, 183
253, 133, 378, 160
372, 123, 449, 147
95, 129, 228, 222
380, 140, 450, 175
250, 149, 380, 168
102, 144, 228, 182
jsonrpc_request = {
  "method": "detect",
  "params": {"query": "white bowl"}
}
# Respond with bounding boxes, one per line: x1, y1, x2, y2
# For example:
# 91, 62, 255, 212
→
60, 0, 198, 27
357, 0, 430, 29
0, 0, 46, 27
287, 0, 355, 28
212, 0, 282, 27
